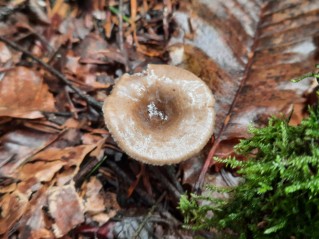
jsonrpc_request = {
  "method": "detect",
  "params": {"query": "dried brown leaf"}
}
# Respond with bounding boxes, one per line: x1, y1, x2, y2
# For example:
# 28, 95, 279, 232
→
0, 192, 28, 234
170, 0, 319, 187
170, 0, 318, 140
28, 144, 97, 184
19, 160, 66, 182
0, 42, 12, 64
81, 177, 107, 214
48, 184, 84, 238
0, 67, 56, 119
29, 0, 51, 24
18, 186, 54, 239
0, 128, 58, 177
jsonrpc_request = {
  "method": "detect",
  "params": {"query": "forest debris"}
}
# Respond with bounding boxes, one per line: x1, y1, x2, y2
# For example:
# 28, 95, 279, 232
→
0, 192, 28, 234
28, 0, 51, 24
18, 186, 54, 239
48, 184, 84, 238
0, 66, 56, 118
19, 160, 66, 182
0, 0, 318, 237
0, 42, 12, 63
81, 176, 120, 225
0, 128, 58, 177
82, 177, 106, 214
0, 36, 103, 110
170, 0, 319, 189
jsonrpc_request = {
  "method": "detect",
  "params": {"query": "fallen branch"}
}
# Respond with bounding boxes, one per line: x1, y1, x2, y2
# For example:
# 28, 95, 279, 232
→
149, 166, 181, 202
105, 160, 156, 206
0, 36, 103, 111
132, 192, 166, 239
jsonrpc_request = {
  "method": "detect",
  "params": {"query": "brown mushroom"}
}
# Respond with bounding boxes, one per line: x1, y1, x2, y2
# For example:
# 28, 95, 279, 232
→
103, 64, 215, 165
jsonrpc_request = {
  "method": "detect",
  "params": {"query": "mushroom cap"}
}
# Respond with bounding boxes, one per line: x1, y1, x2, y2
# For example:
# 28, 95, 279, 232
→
103, 64, 215, 165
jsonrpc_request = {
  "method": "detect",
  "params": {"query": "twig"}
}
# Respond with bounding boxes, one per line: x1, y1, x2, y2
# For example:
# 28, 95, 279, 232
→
117, 0, 131, 72
0, 5, 15, 21
132, 192, 166, 239
105, 160, 156, 206
165, 165, 184, 194
0, 36, 103, 111
118, 0, 124, 52
149, 166, 181, 202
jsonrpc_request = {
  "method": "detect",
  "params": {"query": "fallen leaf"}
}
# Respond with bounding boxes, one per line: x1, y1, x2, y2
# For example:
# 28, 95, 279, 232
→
28, 0, 51, 24
18, 186, 54, 239
48, 184, 84, 238
170, 0, 318, 140
180, 155, 205, 186
170, 0, 319, 188
0, 192, 28, 235
82, 177, 106, 213
22, 119, 62, 133
0, 128, 58, 177
81, 176, 120, 222
0, 42, 12, 63
28, 144, 97, 185
0, 67, 56, 119
30, 145, 95, 166
19, 160, 66, 182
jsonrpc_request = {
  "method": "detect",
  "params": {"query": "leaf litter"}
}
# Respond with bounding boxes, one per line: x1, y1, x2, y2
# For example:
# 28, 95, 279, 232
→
0, 0, 318, 238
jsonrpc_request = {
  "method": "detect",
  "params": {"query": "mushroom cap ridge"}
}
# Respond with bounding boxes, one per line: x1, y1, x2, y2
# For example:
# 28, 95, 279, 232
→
103, 64, 215, 165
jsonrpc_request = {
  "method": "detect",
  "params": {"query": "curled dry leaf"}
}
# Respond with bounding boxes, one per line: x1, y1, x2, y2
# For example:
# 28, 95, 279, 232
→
0, 66, 56, 119
22, 119, 62, 134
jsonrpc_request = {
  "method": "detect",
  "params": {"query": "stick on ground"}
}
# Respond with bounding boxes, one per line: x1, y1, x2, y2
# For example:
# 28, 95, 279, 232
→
0, 36, 103, 111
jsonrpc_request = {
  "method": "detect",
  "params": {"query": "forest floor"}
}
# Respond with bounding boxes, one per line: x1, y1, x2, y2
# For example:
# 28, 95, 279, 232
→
0, 0, 318, 238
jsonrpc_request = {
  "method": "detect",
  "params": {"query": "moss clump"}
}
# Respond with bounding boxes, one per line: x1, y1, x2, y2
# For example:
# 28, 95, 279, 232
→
179, 106, 319, 238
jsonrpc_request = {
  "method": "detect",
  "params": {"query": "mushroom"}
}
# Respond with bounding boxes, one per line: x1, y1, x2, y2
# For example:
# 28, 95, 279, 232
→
103, 64, 215, 165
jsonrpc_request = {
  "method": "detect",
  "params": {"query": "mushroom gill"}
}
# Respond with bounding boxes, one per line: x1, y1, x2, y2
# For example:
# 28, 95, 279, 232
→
103, 64, 215, 165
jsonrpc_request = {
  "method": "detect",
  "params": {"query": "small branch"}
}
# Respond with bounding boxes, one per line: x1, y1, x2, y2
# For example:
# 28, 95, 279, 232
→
149, 166, 181, 202
117, 0, 131, 72
118, 0, 124, 52
195, 139, 221, 193
105, 160, 156, 206
0, 36, 103, 111
132, 192, 166, 239
0, 6, 15, 21
165, 165, 184, 194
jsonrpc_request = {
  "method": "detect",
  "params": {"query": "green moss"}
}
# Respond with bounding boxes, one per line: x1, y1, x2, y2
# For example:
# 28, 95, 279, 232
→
179, 106, 319, 238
